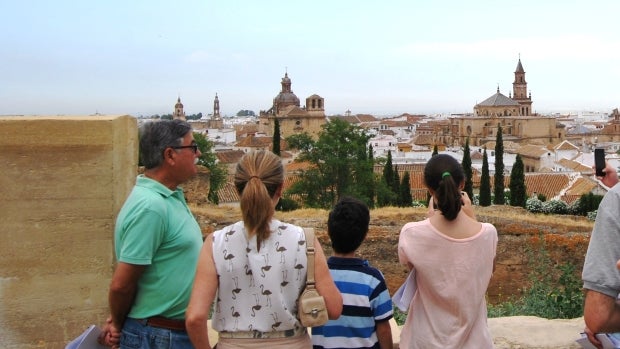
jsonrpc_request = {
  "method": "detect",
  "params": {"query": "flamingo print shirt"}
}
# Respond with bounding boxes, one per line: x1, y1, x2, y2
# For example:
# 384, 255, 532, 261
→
211, 220, 308, 333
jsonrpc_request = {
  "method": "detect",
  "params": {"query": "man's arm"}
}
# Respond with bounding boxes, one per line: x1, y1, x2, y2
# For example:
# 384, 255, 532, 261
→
376, 319, 393, 349
108, 262, 146, 330
584, 289, 620, 333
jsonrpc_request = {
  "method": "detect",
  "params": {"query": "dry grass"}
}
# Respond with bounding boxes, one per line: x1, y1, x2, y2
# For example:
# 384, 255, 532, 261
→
474, 206, 593, 236
190, 203, 593, 233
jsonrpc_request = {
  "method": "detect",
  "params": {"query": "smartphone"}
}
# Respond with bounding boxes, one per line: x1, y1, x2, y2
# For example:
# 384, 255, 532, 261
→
595, 148, 605, 177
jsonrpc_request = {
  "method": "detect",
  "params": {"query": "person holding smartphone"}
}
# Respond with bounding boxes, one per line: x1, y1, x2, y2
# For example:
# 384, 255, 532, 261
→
397, 154, 497, 348
583, 159, 620, 348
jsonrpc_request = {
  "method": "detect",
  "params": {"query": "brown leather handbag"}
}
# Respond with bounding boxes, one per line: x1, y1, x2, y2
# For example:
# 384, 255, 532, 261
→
298, 228, 328, 327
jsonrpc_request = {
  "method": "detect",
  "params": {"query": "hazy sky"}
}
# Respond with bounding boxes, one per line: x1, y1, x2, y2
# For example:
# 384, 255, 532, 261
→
2, 1, 619, 117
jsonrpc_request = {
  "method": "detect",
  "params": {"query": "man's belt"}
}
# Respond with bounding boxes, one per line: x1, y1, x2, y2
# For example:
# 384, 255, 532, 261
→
139, 316, 186, 331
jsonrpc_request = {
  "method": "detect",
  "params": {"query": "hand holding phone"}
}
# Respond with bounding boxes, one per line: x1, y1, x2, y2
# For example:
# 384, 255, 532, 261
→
595, 148, 605, 177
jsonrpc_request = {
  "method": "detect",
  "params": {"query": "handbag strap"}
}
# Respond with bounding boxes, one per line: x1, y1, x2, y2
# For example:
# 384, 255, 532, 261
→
303, 228, 316, 288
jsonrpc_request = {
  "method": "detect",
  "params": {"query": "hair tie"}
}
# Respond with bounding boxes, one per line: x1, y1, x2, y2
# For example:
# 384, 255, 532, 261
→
442, 171, 451, 179
249, 176, 260, 180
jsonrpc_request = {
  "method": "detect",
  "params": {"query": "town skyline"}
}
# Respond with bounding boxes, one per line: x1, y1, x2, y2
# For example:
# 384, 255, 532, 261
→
2, 1, 618, 117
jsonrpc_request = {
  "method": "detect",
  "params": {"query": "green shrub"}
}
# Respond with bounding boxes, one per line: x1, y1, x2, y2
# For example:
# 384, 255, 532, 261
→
487, 235, 584, 319
542, 200, 568, 215
525, 197, 543, 213
276, 196, 300, 211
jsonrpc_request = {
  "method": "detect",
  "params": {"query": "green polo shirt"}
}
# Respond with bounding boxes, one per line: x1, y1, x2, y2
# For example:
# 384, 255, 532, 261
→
114, 175, 202, 319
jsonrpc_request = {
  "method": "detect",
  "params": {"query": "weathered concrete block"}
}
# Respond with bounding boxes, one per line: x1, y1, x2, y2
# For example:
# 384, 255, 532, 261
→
0, 115, 137, 348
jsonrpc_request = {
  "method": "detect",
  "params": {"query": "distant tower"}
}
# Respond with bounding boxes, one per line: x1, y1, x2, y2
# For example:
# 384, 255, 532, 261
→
173, 97, 186, 121
213, 93, 221, 119
305, 94, 324, 116
210, 93, 224, 129
512, 57, 533, 115
272, 72, 300, 115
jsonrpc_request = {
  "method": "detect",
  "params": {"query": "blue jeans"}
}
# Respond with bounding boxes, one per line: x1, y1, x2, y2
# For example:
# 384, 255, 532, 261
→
120, 318, 194, 349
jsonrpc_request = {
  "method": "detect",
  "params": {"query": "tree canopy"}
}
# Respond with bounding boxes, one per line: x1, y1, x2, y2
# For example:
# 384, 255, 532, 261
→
193, 132, 227, 204
285, 119, 374, 208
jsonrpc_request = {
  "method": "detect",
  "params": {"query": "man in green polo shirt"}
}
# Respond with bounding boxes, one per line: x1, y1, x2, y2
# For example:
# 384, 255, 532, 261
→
99, 119, 203, 349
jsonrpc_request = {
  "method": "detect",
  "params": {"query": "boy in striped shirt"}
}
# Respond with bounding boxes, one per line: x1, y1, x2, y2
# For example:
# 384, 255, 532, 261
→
312, 196, 393, 349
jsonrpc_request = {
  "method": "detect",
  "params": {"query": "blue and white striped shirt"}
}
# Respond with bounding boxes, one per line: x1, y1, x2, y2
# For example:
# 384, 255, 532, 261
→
312, 257, 393, 349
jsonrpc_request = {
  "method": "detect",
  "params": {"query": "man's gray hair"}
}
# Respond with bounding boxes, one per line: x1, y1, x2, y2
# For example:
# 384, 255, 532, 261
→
139, 119, 192, 169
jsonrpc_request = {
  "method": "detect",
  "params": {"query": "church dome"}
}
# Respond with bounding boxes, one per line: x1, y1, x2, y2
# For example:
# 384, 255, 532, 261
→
273, 72, 300, 111
175, 97, 183, 108
274, 91, 300, 105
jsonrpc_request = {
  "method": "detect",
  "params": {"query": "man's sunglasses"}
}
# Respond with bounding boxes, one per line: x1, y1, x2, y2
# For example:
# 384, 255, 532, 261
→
171, 144, 199, 154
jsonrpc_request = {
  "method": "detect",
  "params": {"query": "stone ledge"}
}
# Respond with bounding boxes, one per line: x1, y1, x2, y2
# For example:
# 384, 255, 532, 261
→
489, 316, 584, 349
207, 316, 585, 348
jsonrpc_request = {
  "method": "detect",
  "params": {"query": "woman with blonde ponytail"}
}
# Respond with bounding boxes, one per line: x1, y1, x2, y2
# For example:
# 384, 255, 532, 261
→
186, 150, 342, 349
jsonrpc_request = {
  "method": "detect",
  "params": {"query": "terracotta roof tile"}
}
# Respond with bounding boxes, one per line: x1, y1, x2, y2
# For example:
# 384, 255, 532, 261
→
554, 140, 579, 151
522, 173, 570, 200
215, 149, 245, 164
234, 124, 258, 137
216, 175, 240, 203
515, 145, 549, 158
236, 135, 272, 147
285, 161, 314, 172
561, 177, 598, 204
557, 158, 592, 173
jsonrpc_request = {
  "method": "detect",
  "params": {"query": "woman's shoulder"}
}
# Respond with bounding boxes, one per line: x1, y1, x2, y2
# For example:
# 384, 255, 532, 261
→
479, 222, 498, 239
400, 218, 431, 232
270, 220, 303, 233
213, 221, 245, 236
480, 222, 497, 232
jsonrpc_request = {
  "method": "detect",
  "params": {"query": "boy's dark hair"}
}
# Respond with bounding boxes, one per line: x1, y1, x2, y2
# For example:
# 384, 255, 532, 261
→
327, 196, 370, 254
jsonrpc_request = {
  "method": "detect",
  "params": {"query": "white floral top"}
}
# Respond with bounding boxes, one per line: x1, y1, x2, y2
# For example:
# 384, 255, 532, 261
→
211, 220, 308, 333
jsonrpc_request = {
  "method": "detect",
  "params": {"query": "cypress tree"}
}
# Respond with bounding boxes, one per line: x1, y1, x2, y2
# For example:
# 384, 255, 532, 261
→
392, 165, 401, 205
510, 154, 527, 207
272, 118, 281, 156
494, 124, 505, 204
399, 171, 412, 207
461, 137, 474, 200
383, 150, 394, 190
479, 148, 492, 206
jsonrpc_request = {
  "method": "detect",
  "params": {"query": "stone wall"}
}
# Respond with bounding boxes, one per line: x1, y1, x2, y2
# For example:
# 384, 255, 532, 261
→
0, 115, 138, 348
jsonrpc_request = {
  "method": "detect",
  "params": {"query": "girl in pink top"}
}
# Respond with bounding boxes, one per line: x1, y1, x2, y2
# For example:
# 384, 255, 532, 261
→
398, 154, 497, 349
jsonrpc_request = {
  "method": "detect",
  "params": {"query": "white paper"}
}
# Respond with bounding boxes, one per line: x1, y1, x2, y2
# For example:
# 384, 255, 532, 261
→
392, 269, 416, 312
66, 324, 107, 349
576, 333, 620, 349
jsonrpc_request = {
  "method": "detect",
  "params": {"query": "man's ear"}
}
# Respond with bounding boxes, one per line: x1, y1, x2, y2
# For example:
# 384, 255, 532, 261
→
164, 148, 176, 165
